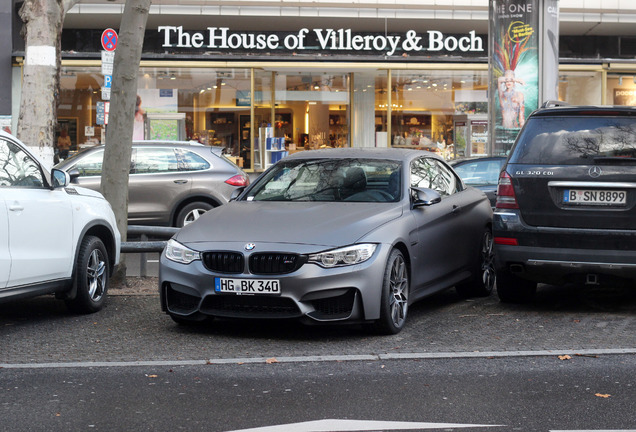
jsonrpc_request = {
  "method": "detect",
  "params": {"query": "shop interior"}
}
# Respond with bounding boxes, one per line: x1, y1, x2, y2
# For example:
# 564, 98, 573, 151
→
56, 64, 618, 171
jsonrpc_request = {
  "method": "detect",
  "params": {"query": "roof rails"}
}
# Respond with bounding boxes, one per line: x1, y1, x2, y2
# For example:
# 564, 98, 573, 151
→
541, 100, 570, 108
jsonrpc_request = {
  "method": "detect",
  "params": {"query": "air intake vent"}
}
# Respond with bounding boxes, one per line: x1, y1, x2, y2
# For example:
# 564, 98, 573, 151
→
202, 252, 244, 273
249, 253, 304, 275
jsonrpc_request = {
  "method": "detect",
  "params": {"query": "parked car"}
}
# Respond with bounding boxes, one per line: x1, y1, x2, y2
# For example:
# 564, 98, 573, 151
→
159, 148, 493, 334
493, 104, 636, 303
450, 156, 506, 208
0, 131, 120, 313
55, 141, 250, 227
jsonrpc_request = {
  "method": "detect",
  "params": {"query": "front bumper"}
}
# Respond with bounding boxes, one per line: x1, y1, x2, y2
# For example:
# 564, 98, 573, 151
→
159, 242, 390, 324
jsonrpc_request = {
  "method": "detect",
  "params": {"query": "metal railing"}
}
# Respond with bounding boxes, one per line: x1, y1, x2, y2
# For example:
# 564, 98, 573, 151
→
122, 225, 179, 277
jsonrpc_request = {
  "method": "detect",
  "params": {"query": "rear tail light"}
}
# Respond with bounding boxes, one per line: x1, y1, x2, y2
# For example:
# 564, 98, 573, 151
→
495, 171, 519, 209
494, 237, 519, 246
225, 174, 249, 187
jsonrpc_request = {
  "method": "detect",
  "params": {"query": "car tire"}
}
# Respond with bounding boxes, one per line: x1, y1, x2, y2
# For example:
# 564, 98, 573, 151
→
371, 248, 409, 335
176, 201, 214, 227
456, 227, 496, 298
496, 270, 537, 303
66, 236, 109, 314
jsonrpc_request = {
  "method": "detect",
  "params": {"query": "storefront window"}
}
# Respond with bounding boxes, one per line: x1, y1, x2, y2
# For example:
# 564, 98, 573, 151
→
389, 69, 487, 159
56, 63, 491, 169
559, 70, 602, 105
374, 71, 389, 147
606, 74, 636, 106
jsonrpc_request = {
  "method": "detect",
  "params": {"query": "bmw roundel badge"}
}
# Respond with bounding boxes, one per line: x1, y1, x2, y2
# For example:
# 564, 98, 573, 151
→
244, 243, 256, 251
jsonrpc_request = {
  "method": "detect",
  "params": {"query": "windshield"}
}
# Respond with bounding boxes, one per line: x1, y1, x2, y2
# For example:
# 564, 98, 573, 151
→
510, 116, 636, 165
244, 158, 402, 202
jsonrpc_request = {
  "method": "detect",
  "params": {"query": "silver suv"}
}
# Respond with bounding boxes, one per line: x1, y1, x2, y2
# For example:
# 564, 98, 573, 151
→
55, 141, 250, 227
0, 131, 120, 313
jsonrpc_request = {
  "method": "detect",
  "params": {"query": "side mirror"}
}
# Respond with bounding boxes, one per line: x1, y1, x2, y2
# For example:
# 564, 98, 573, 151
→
229, 187, 245, 201
411, 187, 442, 207
68, 168, 80, 183
51, 168, 70, 188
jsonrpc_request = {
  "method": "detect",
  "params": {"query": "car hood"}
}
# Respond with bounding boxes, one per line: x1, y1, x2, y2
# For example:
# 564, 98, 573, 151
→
66, 185, 108, 200
175, 201, 404, 248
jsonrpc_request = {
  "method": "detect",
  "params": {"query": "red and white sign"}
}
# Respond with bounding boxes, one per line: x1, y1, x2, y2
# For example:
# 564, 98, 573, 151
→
101, 28, 118, 52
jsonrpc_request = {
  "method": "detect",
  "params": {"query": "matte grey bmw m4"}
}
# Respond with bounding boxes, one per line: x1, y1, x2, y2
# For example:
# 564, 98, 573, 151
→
159, 148, 493, 334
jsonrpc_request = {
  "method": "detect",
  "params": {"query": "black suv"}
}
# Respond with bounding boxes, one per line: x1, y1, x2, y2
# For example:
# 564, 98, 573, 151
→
493, 104, 636, 302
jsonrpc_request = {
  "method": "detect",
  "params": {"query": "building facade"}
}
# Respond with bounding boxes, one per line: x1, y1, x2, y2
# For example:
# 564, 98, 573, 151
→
5, 0, 636, 171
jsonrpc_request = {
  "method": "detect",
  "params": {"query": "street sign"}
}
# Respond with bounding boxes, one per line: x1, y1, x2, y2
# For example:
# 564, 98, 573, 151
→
102, 62, 113, 75
104, 75, 112, 89
101, 51, 115, 63
96, 102, 105, 125
101, 88, 111, 101
101, 28, 118, 52
101, 50, 114, 74
97, 101, 110, 125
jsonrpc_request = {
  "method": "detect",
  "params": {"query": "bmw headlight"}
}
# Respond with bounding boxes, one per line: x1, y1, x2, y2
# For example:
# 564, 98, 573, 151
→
308, 244, 377, 268
165, 239, 201, 264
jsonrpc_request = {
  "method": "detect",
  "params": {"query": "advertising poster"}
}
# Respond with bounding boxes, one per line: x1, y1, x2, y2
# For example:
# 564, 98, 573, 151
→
614, 89, 636, 106
491, 0, 539, 155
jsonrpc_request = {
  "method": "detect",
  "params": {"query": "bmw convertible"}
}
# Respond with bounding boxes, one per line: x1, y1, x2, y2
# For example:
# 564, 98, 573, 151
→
159, 148, 493, 334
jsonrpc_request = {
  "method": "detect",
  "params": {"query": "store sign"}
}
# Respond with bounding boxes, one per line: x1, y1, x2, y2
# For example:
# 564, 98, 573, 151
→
157, 26, 484, 57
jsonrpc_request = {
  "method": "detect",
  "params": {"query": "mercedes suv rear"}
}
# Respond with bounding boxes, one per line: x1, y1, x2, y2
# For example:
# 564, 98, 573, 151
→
493, 105, 636, 302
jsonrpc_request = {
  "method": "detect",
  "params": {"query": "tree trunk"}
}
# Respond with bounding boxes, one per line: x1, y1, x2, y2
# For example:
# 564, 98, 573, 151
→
101, 0, 152, 284
17, 0, 78, 167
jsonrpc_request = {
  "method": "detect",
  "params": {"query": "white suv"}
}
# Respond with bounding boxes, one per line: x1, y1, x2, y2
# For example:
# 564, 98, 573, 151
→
0, 131, 120, 313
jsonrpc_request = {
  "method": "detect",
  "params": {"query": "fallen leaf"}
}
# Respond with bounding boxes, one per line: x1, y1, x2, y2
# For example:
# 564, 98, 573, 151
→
558, 355, 572, 360
266, 357, 278, 364
595, 393, 611, 398
147, 374, 158, 378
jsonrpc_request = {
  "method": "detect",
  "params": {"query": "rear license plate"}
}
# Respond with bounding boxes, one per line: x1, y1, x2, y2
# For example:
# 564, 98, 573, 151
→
563, 189, 627, 205
214, 278, 280, 295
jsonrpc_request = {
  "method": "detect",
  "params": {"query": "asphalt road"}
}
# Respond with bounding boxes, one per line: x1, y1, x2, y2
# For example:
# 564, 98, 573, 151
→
2, 356, 636, 431
2, 284, 636, 431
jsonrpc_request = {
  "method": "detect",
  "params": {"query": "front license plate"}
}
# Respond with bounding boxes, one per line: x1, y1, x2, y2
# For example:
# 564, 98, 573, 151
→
214, 278, 280, 295
563, 189, 627, 205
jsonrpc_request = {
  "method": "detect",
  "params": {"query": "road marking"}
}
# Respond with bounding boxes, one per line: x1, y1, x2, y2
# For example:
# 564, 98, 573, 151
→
225, 419, 502, 431
1, 348, 636, 369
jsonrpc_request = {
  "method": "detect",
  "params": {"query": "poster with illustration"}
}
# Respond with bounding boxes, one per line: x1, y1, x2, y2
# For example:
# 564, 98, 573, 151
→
491, 0, 539, 155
